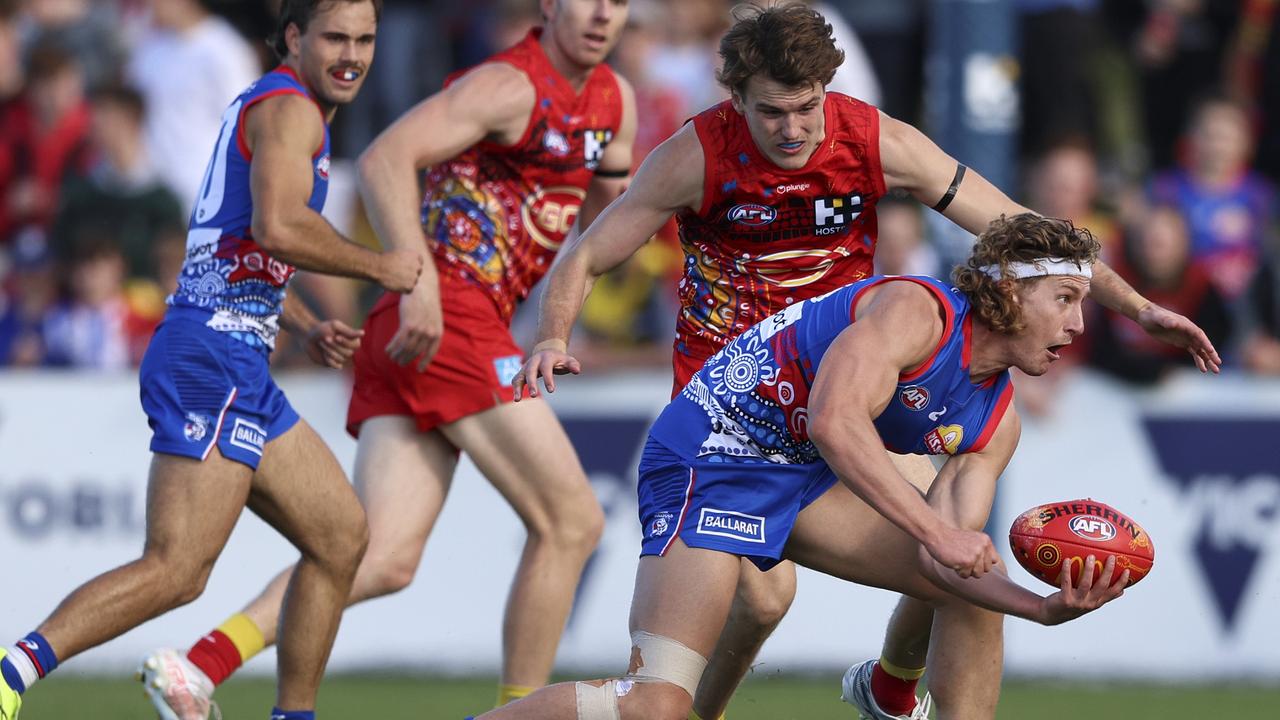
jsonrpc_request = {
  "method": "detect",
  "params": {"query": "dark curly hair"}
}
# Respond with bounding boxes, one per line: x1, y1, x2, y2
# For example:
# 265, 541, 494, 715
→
953, 214, 1101, 333
270, 0, 383, 60
716, 3, 844, 97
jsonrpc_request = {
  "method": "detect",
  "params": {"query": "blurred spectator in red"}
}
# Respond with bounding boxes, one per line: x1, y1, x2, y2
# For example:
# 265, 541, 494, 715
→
0, 39, 91, 245
0, 230, 56, 366
872, 194, 938, 277
1089, 203, 1232, 385
43, 233, 160, 369
126, 0, 259, 214
1027, 138, 1123, 254
1149, 93, 1277, 302
50, 83, 185, 284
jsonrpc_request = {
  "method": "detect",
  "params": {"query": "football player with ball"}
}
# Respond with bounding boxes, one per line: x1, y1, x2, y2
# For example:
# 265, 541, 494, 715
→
477, 213, 1135, 720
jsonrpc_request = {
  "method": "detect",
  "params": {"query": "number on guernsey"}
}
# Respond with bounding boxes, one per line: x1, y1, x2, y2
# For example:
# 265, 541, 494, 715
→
194, 100, 243, 224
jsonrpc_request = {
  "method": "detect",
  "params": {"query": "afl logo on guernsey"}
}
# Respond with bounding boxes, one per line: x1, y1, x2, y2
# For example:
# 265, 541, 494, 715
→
924, 424, 964, 454
316, 154, 330, 180
899, 385, 930, 411
543, 128, 570, 157
727, 203, 777, 227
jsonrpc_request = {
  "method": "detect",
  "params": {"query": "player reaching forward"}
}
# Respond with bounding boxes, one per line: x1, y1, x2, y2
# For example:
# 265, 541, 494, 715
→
139, 1, 636, 717
516, 5, 1219, 719
0, 2, 424, 720
487, 214, 1127, 720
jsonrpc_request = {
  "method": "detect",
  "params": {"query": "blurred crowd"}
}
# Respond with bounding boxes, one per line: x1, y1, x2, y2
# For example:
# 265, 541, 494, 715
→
0, 0, 1277, 404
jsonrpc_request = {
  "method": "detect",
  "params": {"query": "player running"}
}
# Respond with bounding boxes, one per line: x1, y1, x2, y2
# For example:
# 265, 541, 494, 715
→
0, 2, 423, 720
515, 5, 1219, 719
485, 214, 1128, 720
139, 1, 636, 717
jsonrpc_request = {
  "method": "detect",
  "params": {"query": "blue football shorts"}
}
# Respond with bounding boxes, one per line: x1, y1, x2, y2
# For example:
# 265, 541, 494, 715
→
139, 310, 299, 469
636, 435, 839, 570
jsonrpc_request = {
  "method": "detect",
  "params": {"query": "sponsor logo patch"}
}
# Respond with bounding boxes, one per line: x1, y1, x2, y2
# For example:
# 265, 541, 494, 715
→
696, 508, 766, 543
924, 424, 964, 454
814, 194, 863, 234
900, 385, 930, 411
584, 129, 614, 170
229, 417, 266, 456
494, 355, 523, 388
727, 203, 777, 227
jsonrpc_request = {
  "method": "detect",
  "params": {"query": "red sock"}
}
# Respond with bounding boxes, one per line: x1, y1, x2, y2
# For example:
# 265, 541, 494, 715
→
186, 630, 243, 686
871, 662, 920, 716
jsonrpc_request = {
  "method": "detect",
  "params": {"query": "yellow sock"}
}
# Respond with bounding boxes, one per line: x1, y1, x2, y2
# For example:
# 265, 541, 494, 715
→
879, 654, 926, 680
496, 683, 535, 707
219, 613, 267, 663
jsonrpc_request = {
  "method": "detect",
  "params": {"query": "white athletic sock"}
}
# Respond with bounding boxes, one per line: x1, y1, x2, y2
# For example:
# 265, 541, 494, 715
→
5, 644, 40, 691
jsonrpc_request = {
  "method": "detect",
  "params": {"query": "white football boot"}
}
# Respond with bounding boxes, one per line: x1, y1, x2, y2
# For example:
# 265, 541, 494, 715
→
841, 658, 933, 720
137, 648, 221, 720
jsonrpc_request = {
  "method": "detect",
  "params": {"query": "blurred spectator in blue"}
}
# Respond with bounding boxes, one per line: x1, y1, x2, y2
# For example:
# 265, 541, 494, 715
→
15, 0, 124, 90
872, 194, 938, 278
0, 39, 91, 245
43, 233, 160, 370
1150, 92, 1277, 302
0, 230, 55, 366
1240, 255, 1280, 375
825, 0, 924, 122
126, 0, 260, 214
1089, 203, 1232, 385
50, 83, 185, 283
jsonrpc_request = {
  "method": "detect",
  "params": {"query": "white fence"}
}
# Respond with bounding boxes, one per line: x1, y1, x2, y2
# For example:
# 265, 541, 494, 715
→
1, 370, 1277, 679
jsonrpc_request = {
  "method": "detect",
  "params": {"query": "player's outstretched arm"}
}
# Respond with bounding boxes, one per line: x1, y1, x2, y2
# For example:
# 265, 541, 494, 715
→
879, 111, 1221, 372
807, 281, 996, 573
357, 62, 536, 370
514, 123, 705, 399
247, 94, 422, 292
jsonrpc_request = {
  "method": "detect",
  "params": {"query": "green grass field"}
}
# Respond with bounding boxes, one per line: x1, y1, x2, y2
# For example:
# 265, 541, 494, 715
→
14, 674, 1280, 719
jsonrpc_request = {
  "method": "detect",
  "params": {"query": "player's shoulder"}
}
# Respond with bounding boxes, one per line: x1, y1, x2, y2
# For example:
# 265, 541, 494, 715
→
452, 61, 537, 109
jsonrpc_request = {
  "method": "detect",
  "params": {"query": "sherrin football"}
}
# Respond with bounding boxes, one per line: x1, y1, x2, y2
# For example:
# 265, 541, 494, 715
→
1008, 499, 1155, 587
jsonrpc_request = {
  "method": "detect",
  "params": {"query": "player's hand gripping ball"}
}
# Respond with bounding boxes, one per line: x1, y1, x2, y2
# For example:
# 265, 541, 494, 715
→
1009, 499, 1154, 587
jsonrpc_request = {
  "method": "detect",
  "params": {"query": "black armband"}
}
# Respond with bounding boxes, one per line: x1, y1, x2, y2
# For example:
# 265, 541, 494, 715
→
594, 167, 630, 179
931, 163, 967, 213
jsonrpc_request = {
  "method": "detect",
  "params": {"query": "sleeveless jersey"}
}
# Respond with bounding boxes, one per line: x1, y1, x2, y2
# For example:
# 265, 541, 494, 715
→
674, 92, 886, 363
169, 66, 330, 351
421, 29, 624, 322
651, 276, 1015, 464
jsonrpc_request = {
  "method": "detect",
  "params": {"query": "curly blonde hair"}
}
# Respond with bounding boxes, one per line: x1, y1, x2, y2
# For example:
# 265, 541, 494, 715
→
952, 214, 1101, 333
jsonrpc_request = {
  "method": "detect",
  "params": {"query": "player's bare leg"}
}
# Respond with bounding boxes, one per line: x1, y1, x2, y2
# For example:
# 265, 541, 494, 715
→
785, 482, 1003, 720
691, 560, 795, 720
441, 399, 605, 692
692, 453, 936, 719
236, 416, 457, 641
477, 540, 741, 720
245, 419, 368, 711
34, 451, 253, 658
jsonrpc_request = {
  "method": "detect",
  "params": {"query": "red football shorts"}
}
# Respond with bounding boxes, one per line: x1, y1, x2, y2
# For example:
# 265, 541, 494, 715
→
347, 281, 523, 437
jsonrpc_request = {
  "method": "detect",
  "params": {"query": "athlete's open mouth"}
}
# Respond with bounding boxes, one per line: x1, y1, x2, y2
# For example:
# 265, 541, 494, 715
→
330, 68, 361, 82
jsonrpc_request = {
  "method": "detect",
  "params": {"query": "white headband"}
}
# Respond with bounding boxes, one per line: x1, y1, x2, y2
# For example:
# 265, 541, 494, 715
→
978, 257, 1093, 280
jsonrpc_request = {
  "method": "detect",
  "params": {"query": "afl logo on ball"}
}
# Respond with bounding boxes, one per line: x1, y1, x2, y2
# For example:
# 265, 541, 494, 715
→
1068, 515, 1116, 542
727, 203, 777, 227
899, 385, 929, 411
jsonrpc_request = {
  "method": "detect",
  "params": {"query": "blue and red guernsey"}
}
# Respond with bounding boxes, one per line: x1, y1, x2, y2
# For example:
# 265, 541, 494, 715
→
674, 92, 886, 365
169, 66, 330, 351
651, 276, 1015, 464
419, 29, 624, 322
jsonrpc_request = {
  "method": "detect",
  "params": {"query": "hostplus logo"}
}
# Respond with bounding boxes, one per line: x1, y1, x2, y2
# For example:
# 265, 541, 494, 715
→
1142, 417, 1280, 631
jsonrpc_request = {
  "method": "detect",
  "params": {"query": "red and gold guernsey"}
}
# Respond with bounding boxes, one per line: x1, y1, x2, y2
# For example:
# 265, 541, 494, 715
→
674, 92, 886, 370
420, 29, 624, 322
